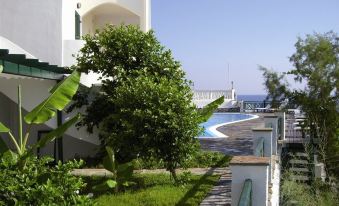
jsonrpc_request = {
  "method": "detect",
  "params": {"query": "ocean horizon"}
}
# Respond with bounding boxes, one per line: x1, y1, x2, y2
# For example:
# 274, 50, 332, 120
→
237, 94, 267, 101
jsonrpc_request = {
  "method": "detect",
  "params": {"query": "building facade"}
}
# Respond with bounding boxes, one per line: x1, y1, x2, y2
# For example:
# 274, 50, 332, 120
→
0, 0, 151, 160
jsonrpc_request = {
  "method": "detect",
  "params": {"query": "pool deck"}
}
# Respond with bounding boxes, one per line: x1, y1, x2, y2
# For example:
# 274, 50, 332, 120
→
199, 113, 269, 156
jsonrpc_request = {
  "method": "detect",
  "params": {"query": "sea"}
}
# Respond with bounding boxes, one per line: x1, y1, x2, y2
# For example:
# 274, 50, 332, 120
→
237, 95, 267, 102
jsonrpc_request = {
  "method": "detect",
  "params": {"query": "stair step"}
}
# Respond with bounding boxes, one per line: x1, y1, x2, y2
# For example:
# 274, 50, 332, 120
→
294, 152, 308, 157
289, 159, 309, 165
291, 175, 309, 181
290, 167, 310, 173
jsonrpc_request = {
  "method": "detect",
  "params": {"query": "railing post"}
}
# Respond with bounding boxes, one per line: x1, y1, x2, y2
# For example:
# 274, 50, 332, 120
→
230, 156, 270, 206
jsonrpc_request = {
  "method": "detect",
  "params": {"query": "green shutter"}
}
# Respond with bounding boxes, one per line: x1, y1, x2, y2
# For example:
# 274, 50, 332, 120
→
75, 11, 81, 39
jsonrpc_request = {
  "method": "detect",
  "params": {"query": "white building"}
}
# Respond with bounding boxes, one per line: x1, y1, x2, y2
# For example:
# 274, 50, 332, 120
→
0, 0, 151, 161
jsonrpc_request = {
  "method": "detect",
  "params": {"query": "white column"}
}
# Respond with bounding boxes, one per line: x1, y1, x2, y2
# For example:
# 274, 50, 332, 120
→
252, 128, 273, 157
230, 156, 270, 206
264, 116, 278, 155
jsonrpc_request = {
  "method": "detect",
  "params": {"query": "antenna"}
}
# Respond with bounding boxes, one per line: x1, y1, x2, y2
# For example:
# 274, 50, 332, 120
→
227, 63, 230, 89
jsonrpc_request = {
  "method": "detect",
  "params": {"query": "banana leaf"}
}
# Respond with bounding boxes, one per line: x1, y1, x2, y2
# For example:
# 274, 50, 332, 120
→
24, 70, 81, 124
30, 113, 81, 150
197, 96, 224, 123
0, 122, 10, 133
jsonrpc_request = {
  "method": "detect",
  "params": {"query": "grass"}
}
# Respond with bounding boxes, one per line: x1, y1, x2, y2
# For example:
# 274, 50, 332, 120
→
84, 173, 220, 206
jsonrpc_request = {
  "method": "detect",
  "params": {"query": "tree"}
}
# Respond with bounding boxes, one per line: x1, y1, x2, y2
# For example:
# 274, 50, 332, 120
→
99, 69, 200, 181
72, 25, 185, 134
260, 32, 339, 179
259, 66, 289, 108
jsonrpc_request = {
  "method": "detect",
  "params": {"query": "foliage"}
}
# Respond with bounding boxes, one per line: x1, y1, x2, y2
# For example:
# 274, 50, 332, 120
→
99, 69, 200, 181
259, 66, 289, 108
71, 25, 184, 133
71, 25, 224, 182
0, 70, 81, 161
260, 32, 339, 178
0, 157, 92, 206
92, 146, 134, 192
84, 173, 219, 206
197, 96, 224, 123
281, 175, 338, 206
132, 151, 231, 170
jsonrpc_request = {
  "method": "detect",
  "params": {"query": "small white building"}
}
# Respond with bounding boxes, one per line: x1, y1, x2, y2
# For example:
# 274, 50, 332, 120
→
0, 0, 151, 161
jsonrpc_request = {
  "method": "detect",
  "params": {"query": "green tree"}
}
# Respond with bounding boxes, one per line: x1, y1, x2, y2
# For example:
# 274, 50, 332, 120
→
259, 66, 289, 108
72, 25, 185, 134
99, 69, 200, 181
260, 32, 339, 178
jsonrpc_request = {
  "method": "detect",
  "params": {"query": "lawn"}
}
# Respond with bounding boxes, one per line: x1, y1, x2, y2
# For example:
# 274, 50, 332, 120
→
84, 173, 220, 206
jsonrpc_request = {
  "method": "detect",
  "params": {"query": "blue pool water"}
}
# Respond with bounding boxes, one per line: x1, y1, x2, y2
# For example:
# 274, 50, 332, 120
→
199, 113, 255, 137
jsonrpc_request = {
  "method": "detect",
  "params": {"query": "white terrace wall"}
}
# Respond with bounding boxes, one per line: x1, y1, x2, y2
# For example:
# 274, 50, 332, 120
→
0, 0, 63, 65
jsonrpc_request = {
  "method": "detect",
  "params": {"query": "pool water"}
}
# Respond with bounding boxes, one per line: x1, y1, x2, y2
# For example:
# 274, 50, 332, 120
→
199, 113, 255, 137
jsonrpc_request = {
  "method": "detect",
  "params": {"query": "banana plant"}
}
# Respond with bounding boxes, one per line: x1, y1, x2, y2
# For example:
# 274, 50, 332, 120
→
0, 70, 81, 163
92, 146, 134, 192
197, 96, 224, 123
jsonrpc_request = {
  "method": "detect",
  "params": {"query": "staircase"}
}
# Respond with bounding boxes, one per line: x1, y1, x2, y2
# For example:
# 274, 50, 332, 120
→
288, 152, 311, 183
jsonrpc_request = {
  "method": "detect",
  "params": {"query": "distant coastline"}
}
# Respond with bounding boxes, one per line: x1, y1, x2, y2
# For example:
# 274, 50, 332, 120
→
237, 94, 266, 101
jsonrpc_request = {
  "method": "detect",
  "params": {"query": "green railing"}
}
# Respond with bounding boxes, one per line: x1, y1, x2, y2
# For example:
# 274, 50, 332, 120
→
254, 137, 264, 157
238, 179, 252, 206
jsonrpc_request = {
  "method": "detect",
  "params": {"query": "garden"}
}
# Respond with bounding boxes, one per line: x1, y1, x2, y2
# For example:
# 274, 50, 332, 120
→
0, 25, 229, 206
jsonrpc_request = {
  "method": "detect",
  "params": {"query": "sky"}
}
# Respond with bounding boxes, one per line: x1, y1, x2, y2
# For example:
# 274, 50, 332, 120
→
151, 0, 339, 94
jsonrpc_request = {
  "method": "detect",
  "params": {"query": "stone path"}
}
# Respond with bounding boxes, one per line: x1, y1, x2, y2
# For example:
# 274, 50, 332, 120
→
200, 168, 232, 206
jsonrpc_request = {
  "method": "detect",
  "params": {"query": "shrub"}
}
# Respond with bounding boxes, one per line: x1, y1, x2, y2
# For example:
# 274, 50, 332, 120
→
132, 151, 231, 170
0, 157, 92, 206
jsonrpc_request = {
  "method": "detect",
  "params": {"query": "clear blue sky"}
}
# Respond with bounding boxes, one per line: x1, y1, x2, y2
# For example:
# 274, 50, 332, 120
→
152, 0, 339, 94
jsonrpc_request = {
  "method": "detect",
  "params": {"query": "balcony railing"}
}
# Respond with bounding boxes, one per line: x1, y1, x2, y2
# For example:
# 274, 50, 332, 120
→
238, 179, 252, 206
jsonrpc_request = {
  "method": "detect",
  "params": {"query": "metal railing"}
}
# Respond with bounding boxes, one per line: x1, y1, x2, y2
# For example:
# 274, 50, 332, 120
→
193, 90, 234, 100
238, 179, 252, 206
254, 137, 265, 157
243, 101, 271, 111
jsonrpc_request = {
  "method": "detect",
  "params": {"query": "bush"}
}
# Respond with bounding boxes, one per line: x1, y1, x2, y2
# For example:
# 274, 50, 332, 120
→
0, 157, 93, 206
281, 175, 339, 206
132, 151, 231, 170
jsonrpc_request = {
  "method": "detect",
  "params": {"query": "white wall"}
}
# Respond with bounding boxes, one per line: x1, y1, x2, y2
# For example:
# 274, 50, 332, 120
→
0, 0, 63, 65
231, 165, 269, 206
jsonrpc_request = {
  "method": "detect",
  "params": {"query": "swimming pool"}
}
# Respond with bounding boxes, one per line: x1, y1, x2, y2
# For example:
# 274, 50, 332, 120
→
199, 113, 258, 138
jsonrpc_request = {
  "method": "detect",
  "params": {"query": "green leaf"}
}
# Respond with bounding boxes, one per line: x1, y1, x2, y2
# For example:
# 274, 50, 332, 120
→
117, 162, 134, 181
1, 150, 18, 167
0, 122, 10, 133
24, 70, 81, 124
92, 179, 117, 191
34, 114, 81, 149
0, 65, 3, 73
103, 146, 115, 173
198, 96, 224, 123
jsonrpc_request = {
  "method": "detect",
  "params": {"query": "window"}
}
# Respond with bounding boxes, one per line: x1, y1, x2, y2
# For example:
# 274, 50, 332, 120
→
75, 11, 81, 39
